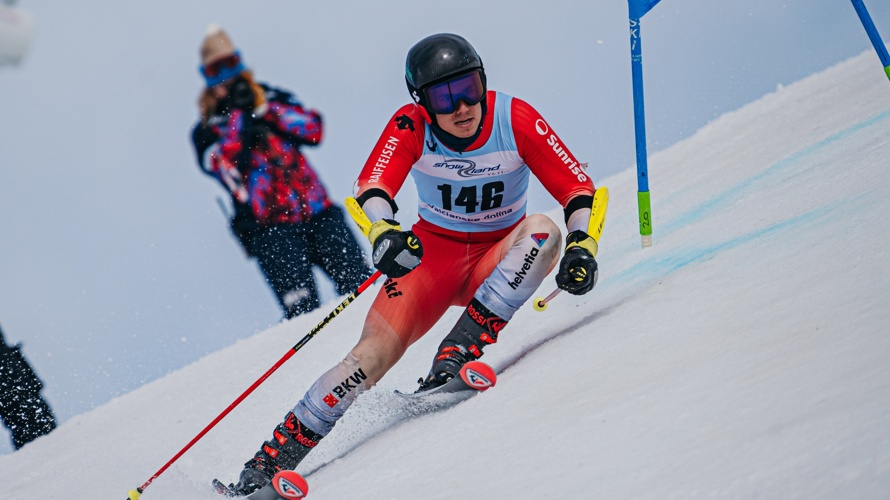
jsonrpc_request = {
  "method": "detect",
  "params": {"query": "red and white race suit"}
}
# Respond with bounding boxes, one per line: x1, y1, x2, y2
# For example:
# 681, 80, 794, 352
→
294, 91, 596, 435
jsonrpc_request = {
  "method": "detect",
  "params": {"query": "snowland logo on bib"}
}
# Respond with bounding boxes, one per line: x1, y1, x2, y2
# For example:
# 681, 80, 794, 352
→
432, 158, 502, 177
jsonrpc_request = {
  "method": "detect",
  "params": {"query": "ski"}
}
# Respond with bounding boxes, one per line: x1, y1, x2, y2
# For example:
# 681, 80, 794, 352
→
212, 470, 309, 499
395, 360, 497, 399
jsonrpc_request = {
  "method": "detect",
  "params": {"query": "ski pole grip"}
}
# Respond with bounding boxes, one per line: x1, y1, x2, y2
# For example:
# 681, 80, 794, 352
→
344, 197, 373, 237
588, 186, 610, 253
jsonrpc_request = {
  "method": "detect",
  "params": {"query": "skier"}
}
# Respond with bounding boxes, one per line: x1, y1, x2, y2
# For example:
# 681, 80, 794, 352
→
0, 324, 57, 450
191, 25, 372, 319
217, 33, 602, 495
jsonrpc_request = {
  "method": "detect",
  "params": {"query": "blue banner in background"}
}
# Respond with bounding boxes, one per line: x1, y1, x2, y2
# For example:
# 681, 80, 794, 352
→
628, 0, 663, 19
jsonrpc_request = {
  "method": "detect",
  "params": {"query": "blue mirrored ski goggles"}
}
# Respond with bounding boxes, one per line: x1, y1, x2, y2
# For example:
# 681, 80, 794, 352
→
423, 70, 485, 114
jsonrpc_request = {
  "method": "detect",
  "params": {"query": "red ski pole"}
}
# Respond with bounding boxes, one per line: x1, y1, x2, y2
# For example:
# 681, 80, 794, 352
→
127, 270, 382, 499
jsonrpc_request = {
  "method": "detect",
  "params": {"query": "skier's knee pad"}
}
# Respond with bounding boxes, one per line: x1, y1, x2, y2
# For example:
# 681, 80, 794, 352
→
476, 215, 561, 319
521, 214, 561, 258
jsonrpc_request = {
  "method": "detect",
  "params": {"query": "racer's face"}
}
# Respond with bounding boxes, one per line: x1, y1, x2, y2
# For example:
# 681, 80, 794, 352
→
434, 100, 482, 138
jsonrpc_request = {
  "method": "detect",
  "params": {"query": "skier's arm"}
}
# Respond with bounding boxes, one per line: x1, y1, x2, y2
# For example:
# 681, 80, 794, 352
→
353, 105, 427, 277
354, 104, 425, 221
512, 97, 599, 294
511, 97, 595, 227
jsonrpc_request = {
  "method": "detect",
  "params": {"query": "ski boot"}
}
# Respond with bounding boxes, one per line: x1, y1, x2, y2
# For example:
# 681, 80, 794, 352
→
215, 411, 323, 497
417, 298, 507, 392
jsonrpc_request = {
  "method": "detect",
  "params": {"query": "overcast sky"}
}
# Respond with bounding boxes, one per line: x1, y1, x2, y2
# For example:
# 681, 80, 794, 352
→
1, 0, 887, 454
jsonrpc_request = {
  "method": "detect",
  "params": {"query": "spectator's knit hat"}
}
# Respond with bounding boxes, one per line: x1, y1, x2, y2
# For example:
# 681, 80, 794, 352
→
199, 24, 246, 87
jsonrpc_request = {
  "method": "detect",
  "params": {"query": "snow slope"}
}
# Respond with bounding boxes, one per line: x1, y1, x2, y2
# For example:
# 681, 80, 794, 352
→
1, 51, 889, 499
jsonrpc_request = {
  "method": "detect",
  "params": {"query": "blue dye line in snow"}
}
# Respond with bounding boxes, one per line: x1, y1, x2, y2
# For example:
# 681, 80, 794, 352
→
611, 200, 841, 286
604, 109, 890, 289
663, 110, 890, 235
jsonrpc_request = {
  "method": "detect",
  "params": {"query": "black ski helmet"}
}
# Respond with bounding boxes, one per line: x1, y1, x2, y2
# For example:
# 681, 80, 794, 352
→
405, 33, 487, 112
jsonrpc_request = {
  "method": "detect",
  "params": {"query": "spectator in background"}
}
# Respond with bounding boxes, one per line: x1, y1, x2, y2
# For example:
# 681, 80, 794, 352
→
0, 324, 57, 450
190, 25, 372, 319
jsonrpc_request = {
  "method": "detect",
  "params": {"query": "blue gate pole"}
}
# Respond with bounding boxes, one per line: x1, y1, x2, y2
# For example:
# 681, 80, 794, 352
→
627, 0, 662, 248
629, 16, 652, 248
851, 0, 890, 81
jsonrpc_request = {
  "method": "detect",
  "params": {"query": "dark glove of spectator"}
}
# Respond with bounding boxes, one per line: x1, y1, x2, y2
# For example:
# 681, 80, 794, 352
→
230, 201, 259, 256
368, 219, 423, 278
193, 121, 219, 147
215, 76, 256, 115
228, 78, 255, 110
556, 230, 599, 295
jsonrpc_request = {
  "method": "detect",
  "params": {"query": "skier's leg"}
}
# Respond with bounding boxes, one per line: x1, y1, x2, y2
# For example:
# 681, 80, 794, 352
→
227, 228, 467, 494
223, 409, 323, 495
289, 308, 428, 437
420, 214, 561, 389
228, 296, 452, 496
251, 225, 321, 318
469, 214, 561, 318
292, 225, 472, 434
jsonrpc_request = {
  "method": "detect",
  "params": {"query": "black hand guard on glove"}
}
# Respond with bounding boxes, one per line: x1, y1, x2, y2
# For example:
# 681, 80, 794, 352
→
369, 219, 423, 278
556, 230, 599, 295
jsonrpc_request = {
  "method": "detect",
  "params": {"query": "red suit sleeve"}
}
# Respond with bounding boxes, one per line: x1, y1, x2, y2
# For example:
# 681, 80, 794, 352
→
511, 97, 595, 207
355, 104, 427, 200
